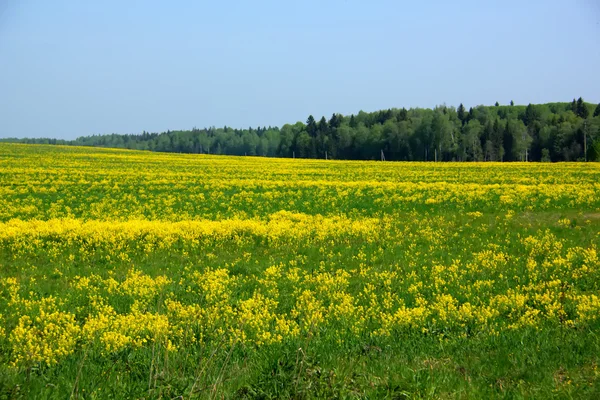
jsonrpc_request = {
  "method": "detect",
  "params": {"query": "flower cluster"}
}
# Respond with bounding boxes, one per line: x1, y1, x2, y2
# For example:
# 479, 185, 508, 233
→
0, 143, 598, 379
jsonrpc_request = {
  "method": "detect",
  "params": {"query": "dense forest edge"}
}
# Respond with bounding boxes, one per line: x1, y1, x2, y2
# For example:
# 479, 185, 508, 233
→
3, 99, 600, 162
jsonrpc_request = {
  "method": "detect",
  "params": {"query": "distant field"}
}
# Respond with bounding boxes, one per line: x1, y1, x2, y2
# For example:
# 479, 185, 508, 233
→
0, 143, 599, 399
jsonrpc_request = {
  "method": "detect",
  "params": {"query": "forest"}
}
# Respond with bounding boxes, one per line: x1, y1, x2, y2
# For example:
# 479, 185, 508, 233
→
4, 98, 600, 162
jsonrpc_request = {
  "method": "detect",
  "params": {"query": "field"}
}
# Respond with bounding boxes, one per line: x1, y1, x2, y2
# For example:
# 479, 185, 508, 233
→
0, 143, 599, 399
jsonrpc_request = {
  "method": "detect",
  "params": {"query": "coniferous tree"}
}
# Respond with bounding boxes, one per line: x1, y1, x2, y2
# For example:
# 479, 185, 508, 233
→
482, 120, 494, 161
576, 97, 589, 119
7, 100, 598, 162
492, 118, 503, 161
467, 107, 474, 124
317, 116, 328, 134
495, 101, 499, 107
398, 108, 408, 122
328, 113, 340, 129
457, 103, 466, 125
317, 116, 329, 157
306, 115, 317, 137
524, 103, 540, 126
502, 120, 514, 161
510, 100, 514, 106
349, 114, 357, 128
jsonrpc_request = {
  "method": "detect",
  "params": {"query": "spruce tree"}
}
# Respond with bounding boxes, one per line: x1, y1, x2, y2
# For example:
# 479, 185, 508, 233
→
503, 120, 514, 161
398, 108, 408, 122
492, 118, 503, 160
306, 115, 317, 137
318, 116, 328, 134
577, 97, 589, 119
524, 103, 539, 126
457, 103, 466, 124
581, 104, 589, 119
467, 107, 474, 123
328, 113, 340, 129
349, 114, 357, 128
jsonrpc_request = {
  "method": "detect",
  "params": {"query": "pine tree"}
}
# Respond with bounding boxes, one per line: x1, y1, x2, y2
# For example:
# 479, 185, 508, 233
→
492, 118, 503, 161
576, 97, 589, 119
349, 114, 357, 128
594, 103, 600, 117
327, 113, 340, 158
467, 107, 474, 124
328, 113, 340, 129
318, 116, 328, 134
571, 99, 577, 113
306, 115, 317, 137
398, 108, 408, 122
581, 104, 589, 119
524, 103, 539, 126
457, 103, 466, 124
503, 120, 514, 161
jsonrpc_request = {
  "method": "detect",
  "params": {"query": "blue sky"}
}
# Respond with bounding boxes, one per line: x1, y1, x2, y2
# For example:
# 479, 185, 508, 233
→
1, 0, 599, 139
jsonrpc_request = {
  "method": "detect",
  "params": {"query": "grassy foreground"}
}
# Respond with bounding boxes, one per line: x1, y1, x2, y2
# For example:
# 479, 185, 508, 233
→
0, 143, 599, 399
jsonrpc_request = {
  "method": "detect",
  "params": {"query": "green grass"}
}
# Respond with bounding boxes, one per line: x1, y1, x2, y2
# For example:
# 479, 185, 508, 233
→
0, 144, 599, 398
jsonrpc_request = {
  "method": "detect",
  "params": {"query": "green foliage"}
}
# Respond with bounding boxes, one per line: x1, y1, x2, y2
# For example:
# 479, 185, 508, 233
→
4, 101, 600, 162
306, 115, 317, 138
541, 148, 551, 162
577, 97, 590, 119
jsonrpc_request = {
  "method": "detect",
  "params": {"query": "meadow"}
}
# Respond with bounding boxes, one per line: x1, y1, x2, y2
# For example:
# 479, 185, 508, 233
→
0, 143, 599, 399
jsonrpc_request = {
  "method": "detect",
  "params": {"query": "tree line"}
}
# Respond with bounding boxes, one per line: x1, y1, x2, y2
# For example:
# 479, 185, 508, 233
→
4, 99, 600, 161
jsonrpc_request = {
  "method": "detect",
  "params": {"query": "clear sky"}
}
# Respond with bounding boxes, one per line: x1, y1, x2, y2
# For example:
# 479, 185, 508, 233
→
1, 0, 599, 139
